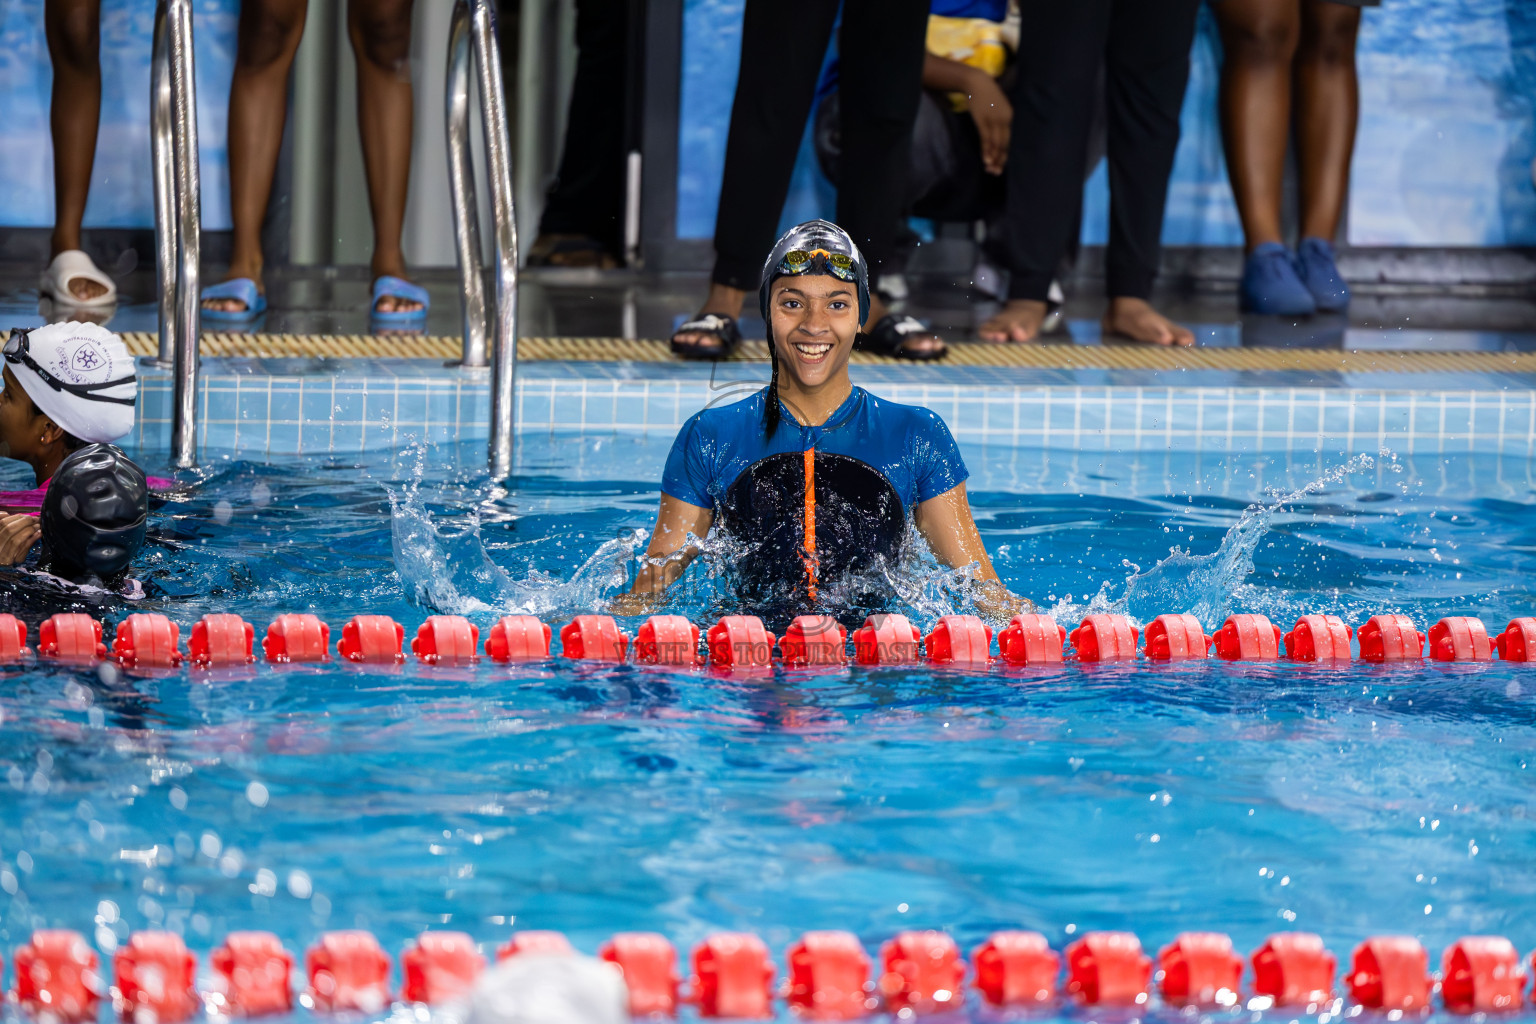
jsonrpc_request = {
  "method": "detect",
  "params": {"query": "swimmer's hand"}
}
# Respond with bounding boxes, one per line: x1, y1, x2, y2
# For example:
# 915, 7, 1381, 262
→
608, 590, 659, 617
975, 578, 1034, 624
0, 513, 40, 566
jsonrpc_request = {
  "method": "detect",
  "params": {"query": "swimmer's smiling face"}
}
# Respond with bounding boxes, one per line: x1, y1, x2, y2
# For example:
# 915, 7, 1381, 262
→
769, 274, 860, 390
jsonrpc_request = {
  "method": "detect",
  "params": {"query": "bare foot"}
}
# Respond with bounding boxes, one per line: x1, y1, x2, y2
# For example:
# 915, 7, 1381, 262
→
865, 295, 946, 357
67, 276, 108, 302
977, 299, 1049, 343
1101, 297, 1195, 347
672, 283, 747, 356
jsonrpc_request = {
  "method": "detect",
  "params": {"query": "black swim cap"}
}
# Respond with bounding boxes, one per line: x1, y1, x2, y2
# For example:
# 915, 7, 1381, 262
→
759, 219, 871, 327
39, 443, 147, 586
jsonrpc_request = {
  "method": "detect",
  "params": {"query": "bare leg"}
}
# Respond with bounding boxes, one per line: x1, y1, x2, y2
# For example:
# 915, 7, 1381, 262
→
45, 0, 105, 300
350, 0, 419, 313
206, 0, 308, 312
1214, 0, 1299, 252
1295, 0, 1360, 241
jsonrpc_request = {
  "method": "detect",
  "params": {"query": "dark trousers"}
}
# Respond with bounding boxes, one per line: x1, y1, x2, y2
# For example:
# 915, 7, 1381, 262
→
538, 0, 630, 249
1004, 0, 1201, 301
711, 0, 930, 291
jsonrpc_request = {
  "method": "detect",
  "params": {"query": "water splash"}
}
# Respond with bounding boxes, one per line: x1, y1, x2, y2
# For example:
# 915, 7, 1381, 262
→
390, 449, 1401, 634
1049, 451, 1399, 630
388, 480, 646, 620
390, 478, 1000, 630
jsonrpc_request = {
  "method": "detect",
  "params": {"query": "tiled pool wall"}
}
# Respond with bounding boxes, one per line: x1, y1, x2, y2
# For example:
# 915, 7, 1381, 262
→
128, 362, 1536, 457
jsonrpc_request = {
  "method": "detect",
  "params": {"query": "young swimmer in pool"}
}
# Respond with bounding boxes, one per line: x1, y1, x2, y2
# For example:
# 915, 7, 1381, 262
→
0, 322, 139, 565
37, 443, 149, 590
617, 219, 1027, 628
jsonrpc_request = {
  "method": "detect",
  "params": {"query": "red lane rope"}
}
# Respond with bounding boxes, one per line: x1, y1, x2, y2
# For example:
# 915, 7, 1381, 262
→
7, 611, 1532, 671
8, 926, 1530, 1020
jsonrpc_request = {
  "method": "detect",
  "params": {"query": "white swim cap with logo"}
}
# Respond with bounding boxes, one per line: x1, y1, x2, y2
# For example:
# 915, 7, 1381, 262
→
5, 322, 137, 442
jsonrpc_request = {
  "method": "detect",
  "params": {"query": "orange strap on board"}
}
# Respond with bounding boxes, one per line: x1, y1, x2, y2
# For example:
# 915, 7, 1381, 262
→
803, 447, 817, 601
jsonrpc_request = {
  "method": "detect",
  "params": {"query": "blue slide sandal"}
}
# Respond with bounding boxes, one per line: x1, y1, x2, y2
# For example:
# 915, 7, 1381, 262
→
370, 275, 430, 328
200, 278, 267, 322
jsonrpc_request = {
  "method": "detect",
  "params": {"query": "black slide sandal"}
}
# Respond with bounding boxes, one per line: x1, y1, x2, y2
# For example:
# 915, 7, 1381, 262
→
860, 314, 948, 361
670, 314, 742, 360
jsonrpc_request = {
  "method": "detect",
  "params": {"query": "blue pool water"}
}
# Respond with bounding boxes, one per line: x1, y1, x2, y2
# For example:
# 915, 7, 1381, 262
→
1, 435, 1534, 1022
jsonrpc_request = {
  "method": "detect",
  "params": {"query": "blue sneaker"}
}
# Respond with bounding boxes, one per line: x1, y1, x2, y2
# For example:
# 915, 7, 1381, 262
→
1296, 236, 1352, 312
1239, 242, 1316, 315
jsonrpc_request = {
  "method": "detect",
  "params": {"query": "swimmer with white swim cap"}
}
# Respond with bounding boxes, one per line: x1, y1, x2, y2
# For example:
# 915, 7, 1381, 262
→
616, 219, 1027, 628
0, 322, 141, 568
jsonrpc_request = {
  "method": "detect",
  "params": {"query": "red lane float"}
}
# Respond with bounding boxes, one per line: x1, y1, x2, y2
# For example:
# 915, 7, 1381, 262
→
1347, 936, 1431, 1010
707, 615, 776, 669
852, 613, 921, 666
305, 931, 392, 1013
879, 930, 965, 1014
1210, 614, 1282, 661
600, 933, 680, 1017
691, 933, 775, 1019
781, 616, 848, 667
1069, 615, 1138, 662
785, 931, 872, 1020
401, 932, 485, 1004
412, 616, 480, 664
635, 615, 701, 666
39, 613, 106, 662
262, 614, 329, 663
561, 615, 629, 661
0, 613, 29, 662
1065, 931, 1151, 1005
1496, 618, 1536, 662
338, 615, 405, 664
485, 615, 551, 661
113, 931, 198, 1022
210, 931, 293, 1017
496, 931, 573, 959
924, 615, 991, 664
1143, 614, 1209, 660
1429, 616, 1493, 662
112, 613, 183, 669
1284, 615, 1353, 662
997, 614, 1066, 665
972, 931, 1058, 1006
1357, 615, 1425, 662
15, 930, 100, 1022
189, 614, 257, 667
1158, 932, 1243, 1006
1251, 932, 1335, 1006
1440, 936, 1525, 1013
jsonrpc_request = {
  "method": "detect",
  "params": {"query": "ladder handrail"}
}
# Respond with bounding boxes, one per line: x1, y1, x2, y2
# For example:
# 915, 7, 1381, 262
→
446, 0, 520, 481
151, 0, 202, 470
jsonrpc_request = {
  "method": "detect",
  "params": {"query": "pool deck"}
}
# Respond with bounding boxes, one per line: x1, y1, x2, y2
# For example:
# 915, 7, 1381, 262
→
115, 333, 1536, 460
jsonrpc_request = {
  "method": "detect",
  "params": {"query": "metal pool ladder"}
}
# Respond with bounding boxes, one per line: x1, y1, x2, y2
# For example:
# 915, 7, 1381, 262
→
446, 0, 520, 481
151, 0, 202, 470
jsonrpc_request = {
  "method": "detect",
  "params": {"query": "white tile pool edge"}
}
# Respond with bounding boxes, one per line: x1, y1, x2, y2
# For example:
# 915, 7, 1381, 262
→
129, 375, 1536, 457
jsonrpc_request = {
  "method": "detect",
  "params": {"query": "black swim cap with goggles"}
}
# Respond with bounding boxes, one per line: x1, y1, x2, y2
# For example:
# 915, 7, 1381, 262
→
758, 220, 872, 329
39, 443, 148, 587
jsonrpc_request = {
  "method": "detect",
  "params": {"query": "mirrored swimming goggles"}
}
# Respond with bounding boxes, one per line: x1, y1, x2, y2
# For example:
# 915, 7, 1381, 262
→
3, 327, 136, 405
775, 249, 859, 282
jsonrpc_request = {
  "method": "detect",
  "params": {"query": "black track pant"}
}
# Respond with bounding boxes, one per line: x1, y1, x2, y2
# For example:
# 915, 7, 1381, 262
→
538, 0, 630, 249
711, 0, 930, 291
1003, 0, 1201, 301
